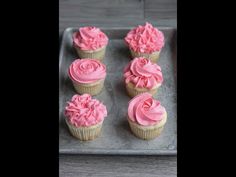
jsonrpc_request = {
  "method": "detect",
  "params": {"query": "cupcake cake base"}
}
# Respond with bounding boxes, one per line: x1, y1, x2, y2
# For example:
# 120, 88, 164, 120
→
72, 79, 104, 96
128, 111, 167, 140
126, 82, 159, 97
75, 46, 106, 61
65, 119, 103, 141
130, 49, 160, 63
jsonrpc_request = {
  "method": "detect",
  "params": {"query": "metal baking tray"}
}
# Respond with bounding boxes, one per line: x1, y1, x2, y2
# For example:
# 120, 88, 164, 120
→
59, 27, 177, 155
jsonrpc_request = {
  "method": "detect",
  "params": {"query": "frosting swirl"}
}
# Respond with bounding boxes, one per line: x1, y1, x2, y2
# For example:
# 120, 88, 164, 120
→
69, 59, 106, 84
124, 57, 163, 89
73, 26, 108, 50
128, 93, 165, 126
125, 22, 164, 54
65, 94, 107, 127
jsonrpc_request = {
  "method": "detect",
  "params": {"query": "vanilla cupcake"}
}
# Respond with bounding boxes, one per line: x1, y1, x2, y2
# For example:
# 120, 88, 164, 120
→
73, 26, 108, 61
127, 93, 167, 140
123, 57, 163, 97
68, 59, 106, 96
64, 94, 107, 141
125, 22, 164, 62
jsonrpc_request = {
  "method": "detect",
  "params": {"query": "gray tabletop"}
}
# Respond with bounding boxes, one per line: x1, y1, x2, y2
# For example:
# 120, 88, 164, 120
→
59, 0, 177, 176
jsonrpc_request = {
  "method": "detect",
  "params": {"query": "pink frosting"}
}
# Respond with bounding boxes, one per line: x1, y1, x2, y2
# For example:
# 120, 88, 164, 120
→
125, 22, 164, 54
65, 94, 107, 127
68, 59, 106, 84
73, 26, 108, 50
128, 93, 165, 126
124, 57, 163, 89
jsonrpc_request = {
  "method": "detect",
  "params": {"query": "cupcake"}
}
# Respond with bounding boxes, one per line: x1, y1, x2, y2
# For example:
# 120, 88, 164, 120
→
73, 26, 108, 61
68, 58, 106, 96
123, 57, 163, 97
127, 93, 167, 140
125, 22, 164, 62
64, 94, 107, 141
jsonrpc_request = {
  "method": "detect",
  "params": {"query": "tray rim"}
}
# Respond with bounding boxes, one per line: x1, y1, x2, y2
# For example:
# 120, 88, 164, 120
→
60, 148, 177, 155
59, 27, 177, 156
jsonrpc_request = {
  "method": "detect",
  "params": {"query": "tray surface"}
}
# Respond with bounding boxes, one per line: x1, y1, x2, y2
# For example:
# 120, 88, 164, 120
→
59, 27, 177, 155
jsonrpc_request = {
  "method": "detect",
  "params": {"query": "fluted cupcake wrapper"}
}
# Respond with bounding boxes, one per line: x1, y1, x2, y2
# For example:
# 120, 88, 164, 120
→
75, 46, 106, 61
127, 112, 167, 140
65, 119, 103, 141
130, 49, 160, 62
126, 83, 159, 98
72, 79, 104, 96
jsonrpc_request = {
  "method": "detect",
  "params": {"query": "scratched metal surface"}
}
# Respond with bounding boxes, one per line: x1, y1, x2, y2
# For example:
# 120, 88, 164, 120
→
59, 27, 177, 155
